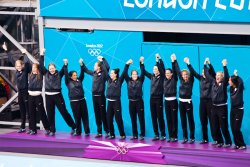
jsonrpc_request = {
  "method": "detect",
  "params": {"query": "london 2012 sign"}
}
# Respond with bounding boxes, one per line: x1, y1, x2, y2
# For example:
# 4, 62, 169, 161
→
124, 0, 250, 11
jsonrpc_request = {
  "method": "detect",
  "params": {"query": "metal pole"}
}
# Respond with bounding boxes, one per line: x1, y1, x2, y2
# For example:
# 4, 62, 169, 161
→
0, 72, 17, 92
0, 8, 19, 39
0, 25, 38, 64
0, 93, 18, 113
20, 16, 24, 43
0, 11, 35, 16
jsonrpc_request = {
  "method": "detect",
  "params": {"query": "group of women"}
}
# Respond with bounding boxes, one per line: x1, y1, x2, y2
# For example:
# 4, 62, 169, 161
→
3, 42, 246, 150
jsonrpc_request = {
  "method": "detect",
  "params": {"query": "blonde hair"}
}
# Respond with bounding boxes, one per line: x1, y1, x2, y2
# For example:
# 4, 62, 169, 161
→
15, 60, 24, 69
181, 69, 189, 75
216, 71, 224, 77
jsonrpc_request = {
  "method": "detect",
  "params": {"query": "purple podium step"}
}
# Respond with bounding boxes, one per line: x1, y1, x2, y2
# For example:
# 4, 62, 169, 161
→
0, 131, 249, 166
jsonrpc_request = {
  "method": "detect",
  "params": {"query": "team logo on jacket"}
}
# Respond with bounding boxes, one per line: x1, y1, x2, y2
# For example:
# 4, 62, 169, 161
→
86, 44, 103, 57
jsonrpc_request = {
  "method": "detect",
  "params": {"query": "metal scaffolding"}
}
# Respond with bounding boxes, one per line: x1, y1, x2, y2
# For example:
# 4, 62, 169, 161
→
0, 0, 41, 128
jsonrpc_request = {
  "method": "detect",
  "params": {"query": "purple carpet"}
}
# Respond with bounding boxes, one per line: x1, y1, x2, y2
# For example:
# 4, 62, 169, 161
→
0, 131, 249, 166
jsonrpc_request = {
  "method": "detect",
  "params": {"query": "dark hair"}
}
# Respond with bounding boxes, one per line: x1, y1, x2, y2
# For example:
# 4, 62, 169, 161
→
19, 56, 24, 61
48, 63, 56, 69
131, 70, 138, 75
69, 71, 77, 77
96, 61, 102, 67
165, 68, 173, 73
230, 76, 239, 87
230, 75, 244, 91
113, 68, 120, 78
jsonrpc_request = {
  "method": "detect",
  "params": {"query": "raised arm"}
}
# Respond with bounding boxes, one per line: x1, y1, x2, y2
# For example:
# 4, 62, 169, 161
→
39, 56, 48, 75
82, 62, 94, 76
102, 57, 110, 72
189, 68, 195, 84
174, 60, 182, 80
123, 59, 132, 82
120, 62, 130, 84
208, 64, 216, 78
59, 64, 65, 78
3, 42, 15, 66
184, 57, 201, 81
170, 54, 181, 80
233, 70, 243, 91
98, 57, 110, 81
78, 59, 85, 82
7, 53, 15, 66
157, 58, 165, 78
171, 61, 178, 81
144, 65, 152, 79
63, 60, 70, 85
237, 76, 244, 91
24, 55, 32, 73
222, 59, 229, 86
139, 57, 145, 83
204, 64, 215, 82
187, 64, 201, 81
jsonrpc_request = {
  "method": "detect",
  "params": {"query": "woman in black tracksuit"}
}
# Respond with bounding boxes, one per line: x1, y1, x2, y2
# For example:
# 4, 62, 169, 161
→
163, 56, 178, 142
173, 55, 195, 144
204, 59, 232, 148
145, 54, 166, 141
124, 57, 145, 140
105, 61, 128, 140
229, 71, 246, 150
28, 63, 51, 135
6, 48, 31, 133
64, 59, 90, 136
187, 58, 216, 144
81, 56, 109, 138
39, 54, 76, 136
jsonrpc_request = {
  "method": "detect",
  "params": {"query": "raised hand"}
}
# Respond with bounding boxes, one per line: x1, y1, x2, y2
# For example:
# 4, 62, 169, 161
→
97, 56, 103, 62
234, 69, 238, 76
126, 59, 133, 65
140, 56, 144, 63
79, 58, 84, 65
63, 59, 68, 66
171, 53, 176, 62
222, 59, 227, 66
155, 53, 160, 62
2, 42, 7, 51
21, 48, 27, 54
184, 57, 190, 65
40, 48, 46, 56
206, 58, 211, 64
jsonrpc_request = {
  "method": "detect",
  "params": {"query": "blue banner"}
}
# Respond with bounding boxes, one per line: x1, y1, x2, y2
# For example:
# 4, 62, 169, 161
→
40, 0, 250, 23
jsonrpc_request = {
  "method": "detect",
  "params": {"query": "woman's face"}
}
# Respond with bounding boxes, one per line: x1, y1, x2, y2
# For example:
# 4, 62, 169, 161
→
165, 70, 172, 79
15, 61, 22, 72
229, 77, 234, 86
153, 66, 159, 76
131, 71, 138, 81
182, 71, 189, 82
94, 62, 100, 72
32, 64, 38, 74
71, 72, 78, 81
49, 64, 56, 74
216, 72, 223, 83
110, 70, 117, 80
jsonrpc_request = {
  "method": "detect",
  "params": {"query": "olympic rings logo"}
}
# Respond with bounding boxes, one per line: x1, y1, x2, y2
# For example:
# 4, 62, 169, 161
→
88, 48, 102, 57
115, 145, 129, 154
